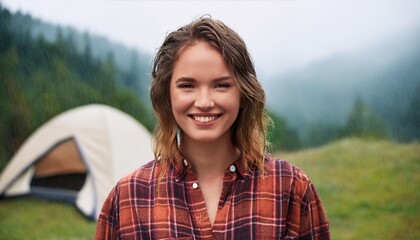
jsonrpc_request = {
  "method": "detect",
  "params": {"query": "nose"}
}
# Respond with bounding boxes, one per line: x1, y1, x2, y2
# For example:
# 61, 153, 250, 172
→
194, 89, 214, 109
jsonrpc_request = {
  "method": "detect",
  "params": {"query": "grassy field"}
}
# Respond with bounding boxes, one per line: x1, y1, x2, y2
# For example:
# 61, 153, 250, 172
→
279, 138, 420, 239
0, 197, 96, 239
0, 138, 419, 239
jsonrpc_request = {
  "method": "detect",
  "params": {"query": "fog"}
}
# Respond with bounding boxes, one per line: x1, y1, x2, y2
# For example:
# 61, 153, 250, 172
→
1, 0, 419, 148
1, 2, 419, 237
266, 25, 420, 143
3, 0, 420, 77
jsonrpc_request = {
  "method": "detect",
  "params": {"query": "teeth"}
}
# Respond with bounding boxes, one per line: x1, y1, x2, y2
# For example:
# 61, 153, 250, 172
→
194, 115, 217, 123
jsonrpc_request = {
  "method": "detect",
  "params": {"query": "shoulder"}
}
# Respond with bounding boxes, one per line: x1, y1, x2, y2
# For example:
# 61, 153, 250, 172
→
96, 159, 161, 236
263, 154, 325, 209
102, 159, 164, 209
262, 154, 315, 200
116, 159, 164, 187
263, 154, 311, 183
262, 157, 330, 237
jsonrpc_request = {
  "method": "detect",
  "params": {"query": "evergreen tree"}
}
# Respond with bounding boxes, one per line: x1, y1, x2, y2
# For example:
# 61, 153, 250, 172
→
405, 84, 420, 140
0, 5, 12, 53
0, 47, 32, 163
0, 6, 153, 171
338, 97, 388, 139
303, 122, 338, 148
111, 90, 155, 132
267, 110, 300, 152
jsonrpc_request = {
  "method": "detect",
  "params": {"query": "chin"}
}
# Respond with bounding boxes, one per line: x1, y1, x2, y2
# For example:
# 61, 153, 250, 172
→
189, 134, 222, 143
186, 131, 231, 144
193, 137, 219, 143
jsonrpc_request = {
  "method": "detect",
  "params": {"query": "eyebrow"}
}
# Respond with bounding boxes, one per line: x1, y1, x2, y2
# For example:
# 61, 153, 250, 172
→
174, 76, 233, 83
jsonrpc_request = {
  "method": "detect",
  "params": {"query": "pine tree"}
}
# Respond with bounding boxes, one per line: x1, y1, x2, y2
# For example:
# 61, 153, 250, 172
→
339, 97, 388, 139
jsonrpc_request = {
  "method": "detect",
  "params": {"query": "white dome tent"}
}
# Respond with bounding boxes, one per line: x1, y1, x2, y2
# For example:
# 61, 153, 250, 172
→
0, 104, 154, 220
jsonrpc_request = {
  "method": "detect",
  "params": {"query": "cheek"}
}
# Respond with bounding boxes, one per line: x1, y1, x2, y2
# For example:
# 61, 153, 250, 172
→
227, 100, 241, 114
170, 92, 189, 115
169, 83, 180, 112
224, 92, 241, 112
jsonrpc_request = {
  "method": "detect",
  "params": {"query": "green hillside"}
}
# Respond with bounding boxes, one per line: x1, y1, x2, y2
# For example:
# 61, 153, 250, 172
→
278, 138, 420, 239
266, 27, 420, 144
0, 138, 418, 239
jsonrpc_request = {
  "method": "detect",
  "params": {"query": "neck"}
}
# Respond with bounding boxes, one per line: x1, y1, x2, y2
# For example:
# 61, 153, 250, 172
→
180, 137, 239, 179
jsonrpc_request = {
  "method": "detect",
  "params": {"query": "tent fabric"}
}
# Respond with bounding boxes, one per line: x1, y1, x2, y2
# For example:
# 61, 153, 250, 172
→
0, 104, 154, 220
34, 138, 86, 177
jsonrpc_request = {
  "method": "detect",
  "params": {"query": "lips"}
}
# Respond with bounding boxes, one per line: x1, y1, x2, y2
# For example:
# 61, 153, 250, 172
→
190, 114, 221, 123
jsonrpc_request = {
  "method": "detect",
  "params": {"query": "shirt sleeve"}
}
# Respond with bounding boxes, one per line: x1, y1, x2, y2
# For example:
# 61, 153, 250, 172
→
298, 180, 330, 239
95, 186, 119, 240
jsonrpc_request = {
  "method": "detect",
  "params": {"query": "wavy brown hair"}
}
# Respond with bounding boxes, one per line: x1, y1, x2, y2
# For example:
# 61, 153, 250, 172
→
150, 16, 271, 171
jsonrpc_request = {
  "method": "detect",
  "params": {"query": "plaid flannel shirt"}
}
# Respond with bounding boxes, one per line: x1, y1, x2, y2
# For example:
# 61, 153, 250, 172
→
96, 155, 330, 239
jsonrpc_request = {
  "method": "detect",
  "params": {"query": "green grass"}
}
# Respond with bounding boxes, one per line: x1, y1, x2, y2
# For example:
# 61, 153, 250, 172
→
278, 138, 420, 240
0, 197, 96, 239
0, 138, 418, 239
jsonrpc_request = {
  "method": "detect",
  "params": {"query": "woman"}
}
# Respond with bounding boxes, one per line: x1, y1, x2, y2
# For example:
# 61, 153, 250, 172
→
96, 17, 330, 239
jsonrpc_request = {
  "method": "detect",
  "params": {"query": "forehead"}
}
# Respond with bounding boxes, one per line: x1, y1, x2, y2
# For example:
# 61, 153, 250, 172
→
171, 41, 231, 80
176, 40, 221, 61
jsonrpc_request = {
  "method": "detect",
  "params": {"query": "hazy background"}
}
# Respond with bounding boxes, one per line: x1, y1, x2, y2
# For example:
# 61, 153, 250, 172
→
1, 1, 420, 239
2, 0, 420, 150
3, 0, 420, 76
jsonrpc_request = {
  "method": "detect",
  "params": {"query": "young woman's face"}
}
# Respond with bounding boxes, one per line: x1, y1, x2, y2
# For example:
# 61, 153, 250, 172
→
170, 41, 241, 145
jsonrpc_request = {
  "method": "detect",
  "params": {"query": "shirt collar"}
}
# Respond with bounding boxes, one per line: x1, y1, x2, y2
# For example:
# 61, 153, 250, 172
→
171, 153, 251, 181
171, 152, 186, 182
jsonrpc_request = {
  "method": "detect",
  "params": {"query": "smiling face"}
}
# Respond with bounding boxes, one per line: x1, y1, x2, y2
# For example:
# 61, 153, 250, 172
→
170, 41, 241, 145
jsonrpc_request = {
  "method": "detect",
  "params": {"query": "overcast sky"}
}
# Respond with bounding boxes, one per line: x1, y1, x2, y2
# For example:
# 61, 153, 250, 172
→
2, 0, 420, 78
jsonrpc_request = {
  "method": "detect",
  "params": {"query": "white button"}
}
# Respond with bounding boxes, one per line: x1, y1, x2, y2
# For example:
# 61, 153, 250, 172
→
192, 183, 199, 189
175, 179, 179, 182
183, 159, 188, 166
229, 165, 236, 172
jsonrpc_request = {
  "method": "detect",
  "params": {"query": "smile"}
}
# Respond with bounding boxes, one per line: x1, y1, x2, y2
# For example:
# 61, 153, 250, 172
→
191, 115, 220, 123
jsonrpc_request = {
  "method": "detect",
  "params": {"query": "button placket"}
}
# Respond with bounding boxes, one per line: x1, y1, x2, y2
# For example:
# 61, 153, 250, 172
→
183, 171, 210, 235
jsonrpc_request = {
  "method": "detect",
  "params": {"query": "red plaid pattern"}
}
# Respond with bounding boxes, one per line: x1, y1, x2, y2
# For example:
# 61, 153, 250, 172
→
96, 155, 330, 239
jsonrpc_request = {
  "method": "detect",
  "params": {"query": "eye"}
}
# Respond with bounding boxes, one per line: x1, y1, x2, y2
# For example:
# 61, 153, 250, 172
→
215, 83, 231, 88
177, 83, 194, 89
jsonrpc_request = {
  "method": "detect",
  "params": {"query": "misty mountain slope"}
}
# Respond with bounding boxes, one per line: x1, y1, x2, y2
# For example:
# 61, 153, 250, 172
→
8, 9, 152, 101
266, 26, 420, 140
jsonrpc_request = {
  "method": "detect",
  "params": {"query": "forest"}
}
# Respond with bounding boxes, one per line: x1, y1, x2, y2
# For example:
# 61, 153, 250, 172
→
1, 3, 419, 169
0, 5, 156, 168
266, 25, 420, 148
